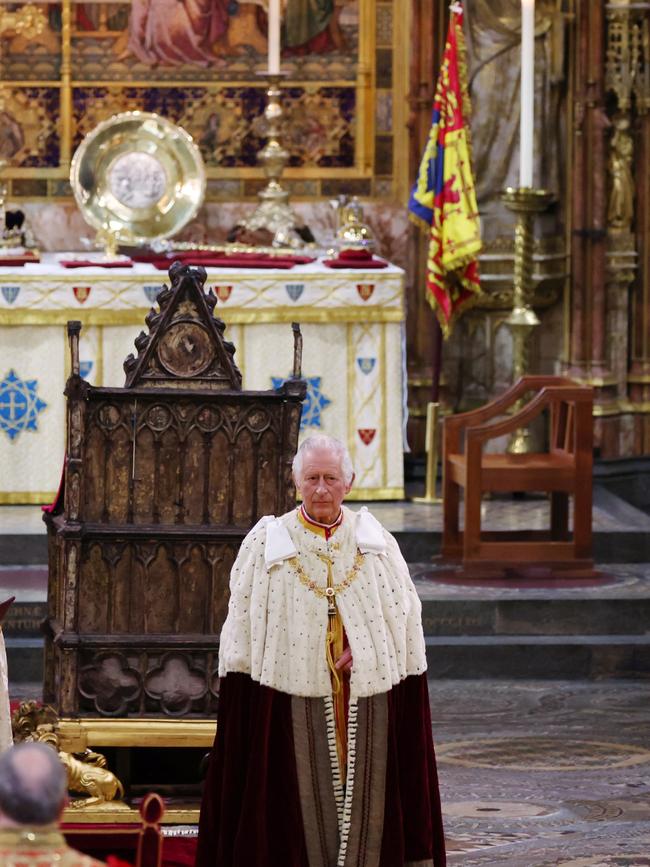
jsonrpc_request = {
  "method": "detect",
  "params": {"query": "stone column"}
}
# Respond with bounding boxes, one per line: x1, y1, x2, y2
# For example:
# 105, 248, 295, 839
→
601, 1, 649, 456
405, 0, 448, 453
628, 9, 650, 453
567, 0, 616, 426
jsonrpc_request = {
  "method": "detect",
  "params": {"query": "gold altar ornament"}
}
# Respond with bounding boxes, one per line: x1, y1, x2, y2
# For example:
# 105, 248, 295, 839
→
238, 75, 307, 248
70, 112, 206, 255
0, 3, 46, 38
334, 196, 375, 252
12, 701, 125, 810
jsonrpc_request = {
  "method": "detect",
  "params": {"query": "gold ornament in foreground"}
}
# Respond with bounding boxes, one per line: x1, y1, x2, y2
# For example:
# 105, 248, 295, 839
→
12, 701, 125, 810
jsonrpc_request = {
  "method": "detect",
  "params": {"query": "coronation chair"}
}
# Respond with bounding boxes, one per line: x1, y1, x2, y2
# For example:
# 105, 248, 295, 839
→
442, 376, 594, 572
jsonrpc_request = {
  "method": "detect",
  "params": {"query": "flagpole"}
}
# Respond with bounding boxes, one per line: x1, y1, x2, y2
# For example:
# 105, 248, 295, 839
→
413, 317, 443, 503
408, 0, 481, 505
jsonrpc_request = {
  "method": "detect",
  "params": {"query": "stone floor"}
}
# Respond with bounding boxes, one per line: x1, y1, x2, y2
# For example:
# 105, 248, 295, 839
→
9, 677, 650, 866
431, 679, 650, 866
362, 486, 650, 533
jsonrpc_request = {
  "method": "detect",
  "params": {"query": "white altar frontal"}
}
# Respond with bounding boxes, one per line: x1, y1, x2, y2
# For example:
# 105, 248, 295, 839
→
0, 256, 405, 503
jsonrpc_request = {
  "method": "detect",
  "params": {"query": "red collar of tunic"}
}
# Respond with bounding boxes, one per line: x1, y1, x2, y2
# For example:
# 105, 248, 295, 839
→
298, 504, 343, 540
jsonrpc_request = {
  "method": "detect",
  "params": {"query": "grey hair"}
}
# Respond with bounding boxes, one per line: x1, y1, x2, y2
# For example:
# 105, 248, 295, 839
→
0, 742, 67, 825
292, 434, 354, 485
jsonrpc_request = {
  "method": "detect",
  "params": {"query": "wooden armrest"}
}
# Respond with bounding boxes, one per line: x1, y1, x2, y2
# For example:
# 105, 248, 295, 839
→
444, 376, 577, 433
466, 386, 593, 446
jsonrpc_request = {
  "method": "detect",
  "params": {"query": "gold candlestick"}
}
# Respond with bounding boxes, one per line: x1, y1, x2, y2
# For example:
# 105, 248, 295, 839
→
240, 74, 302, 246
0, 159, 7, 240
412, 401, 442, 504
502, 187, 554, 453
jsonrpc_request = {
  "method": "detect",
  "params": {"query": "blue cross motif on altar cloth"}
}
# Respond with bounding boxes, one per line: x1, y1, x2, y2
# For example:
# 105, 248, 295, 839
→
0, 369, 48, 441
272, 374, 331, 430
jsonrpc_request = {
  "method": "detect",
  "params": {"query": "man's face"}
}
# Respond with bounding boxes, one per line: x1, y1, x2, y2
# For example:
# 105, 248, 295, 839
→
295, 447, 353, 524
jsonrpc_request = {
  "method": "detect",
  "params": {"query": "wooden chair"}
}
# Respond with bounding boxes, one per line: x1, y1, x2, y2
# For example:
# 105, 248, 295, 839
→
442, 376, 594, 571
136, 792, 164, 867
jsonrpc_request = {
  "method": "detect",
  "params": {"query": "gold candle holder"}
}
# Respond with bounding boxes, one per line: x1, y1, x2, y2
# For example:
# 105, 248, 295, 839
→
240, 73, 302, 246
0, 159, 7, 241
412, 401, 443, 504
501, 187, 554, 454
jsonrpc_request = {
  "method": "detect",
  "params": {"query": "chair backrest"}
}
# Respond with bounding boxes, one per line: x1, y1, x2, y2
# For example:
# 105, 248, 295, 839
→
550, 396, 574, 453
136, 792, 164, 867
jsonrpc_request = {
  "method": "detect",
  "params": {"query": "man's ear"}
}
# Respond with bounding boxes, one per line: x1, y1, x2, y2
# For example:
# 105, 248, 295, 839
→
345, 472, 355, 494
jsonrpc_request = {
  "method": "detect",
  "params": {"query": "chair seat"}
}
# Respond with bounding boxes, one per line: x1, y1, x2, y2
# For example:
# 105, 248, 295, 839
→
447, 452, 576, 492
442, 377, 593, 572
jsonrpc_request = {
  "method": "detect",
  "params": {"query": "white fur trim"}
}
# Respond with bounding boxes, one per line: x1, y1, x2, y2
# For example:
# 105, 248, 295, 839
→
264, 518, 298, 567
355, 506, 388, 555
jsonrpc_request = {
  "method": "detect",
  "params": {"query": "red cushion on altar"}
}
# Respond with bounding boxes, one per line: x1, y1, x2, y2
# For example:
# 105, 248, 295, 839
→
0, 253, 40, 265
323, 257, 388, 269
59, 259, 134, 268
135, 251, 315, 269
151, 256, 300, 270
338, 248, 373, 260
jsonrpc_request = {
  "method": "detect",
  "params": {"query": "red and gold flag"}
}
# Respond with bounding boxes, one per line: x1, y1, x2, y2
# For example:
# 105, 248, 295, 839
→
408, 3, 482, 336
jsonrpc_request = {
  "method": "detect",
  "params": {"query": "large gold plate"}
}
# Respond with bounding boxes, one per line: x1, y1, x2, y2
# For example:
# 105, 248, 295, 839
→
70, 111, 206, 246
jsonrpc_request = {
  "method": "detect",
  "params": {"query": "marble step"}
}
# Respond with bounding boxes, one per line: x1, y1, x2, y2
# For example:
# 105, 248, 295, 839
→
6, 638, 44, 683
393, 531, 650, 564
3, 529, 650, 567
4, 593, 650, 641
7, 632, 650, 685
425, 634, 650, 679
419, 597, 650, 637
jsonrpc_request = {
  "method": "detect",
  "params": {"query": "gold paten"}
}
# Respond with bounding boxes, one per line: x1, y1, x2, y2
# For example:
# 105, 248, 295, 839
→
70, 112, 206, 254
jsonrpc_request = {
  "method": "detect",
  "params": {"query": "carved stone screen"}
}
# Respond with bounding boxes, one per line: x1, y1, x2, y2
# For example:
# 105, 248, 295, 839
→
43, 263, 305, 718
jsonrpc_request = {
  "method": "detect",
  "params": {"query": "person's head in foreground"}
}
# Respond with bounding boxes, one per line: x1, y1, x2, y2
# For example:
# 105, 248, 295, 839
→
0, 742, 67, 828
292, 434, 355, 525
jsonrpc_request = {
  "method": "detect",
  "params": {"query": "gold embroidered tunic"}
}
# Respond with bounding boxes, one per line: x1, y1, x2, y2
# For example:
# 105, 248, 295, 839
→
296, 505, 350, 778
0, 827, 105, 867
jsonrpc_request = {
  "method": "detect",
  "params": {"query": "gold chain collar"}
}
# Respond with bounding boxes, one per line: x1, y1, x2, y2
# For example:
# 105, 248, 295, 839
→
289, 550, 364, 615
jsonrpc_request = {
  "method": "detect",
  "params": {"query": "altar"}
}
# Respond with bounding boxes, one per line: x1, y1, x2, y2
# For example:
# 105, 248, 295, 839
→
0, 255, 405, 503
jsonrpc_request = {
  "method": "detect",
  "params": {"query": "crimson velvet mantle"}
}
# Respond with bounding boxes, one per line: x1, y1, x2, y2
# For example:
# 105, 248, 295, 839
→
196, 671, 446, 867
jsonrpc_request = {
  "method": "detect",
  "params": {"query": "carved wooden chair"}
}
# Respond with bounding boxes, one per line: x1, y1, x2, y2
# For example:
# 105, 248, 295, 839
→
442, 376, 594, 571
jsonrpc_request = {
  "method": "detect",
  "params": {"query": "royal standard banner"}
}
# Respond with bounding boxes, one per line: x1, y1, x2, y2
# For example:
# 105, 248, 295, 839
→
408, 3, 482, 336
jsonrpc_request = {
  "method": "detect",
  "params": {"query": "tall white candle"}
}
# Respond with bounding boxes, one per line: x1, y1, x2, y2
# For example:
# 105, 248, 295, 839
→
268, 0, 281, 74
519, 0, 535, 188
